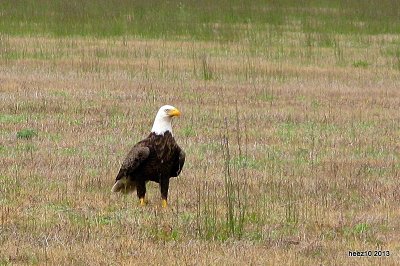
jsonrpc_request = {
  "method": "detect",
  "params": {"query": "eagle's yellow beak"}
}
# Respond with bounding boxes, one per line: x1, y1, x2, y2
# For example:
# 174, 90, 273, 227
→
168, 108, 181, 117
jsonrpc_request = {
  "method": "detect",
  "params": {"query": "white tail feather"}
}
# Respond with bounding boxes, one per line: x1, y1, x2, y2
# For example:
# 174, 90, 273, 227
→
111, 178, 136, 194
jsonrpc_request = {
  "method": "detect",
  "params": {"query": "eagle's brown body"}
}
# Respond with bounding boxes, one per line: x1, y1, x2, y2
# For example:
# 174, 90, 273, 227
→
112, 131, 185, 202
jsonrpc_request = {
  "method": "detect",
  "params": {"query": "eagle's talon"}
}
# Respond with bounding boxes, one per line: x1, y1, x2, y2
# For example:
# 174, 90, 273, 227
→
161, 199, 168, 208
139, 198, 148, 206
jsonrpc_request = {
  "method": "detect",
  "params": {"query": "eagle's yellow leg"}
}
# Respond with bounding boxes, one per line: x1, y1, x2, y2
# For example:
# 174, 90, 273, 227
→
139, 198, 148, 206
161, 199, 168, 208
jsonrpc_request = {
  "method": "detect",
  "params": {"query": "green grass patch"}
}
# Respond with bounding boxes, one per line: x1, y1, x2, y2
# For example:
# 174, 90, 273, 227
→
0, 144, 6, 154
46, 132, 63, 142
256, 89, 275, 103
61, 147, 79, 156
352, 60, 369, 68
14, 143, 38, 153
46, 202, 72, 213
0, 114, 27, 123
181, 125, 196, 137
16, 129, 38, 139
50, 90, 70, 98
277, 122, 297, 144
342, 222, 371, 240
232, 155, 264, 170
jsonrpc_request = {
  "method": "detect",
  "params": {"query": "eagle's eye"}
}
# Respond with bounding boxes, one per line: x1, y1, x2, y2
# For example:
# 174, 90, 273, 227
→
164, 109, 171, 113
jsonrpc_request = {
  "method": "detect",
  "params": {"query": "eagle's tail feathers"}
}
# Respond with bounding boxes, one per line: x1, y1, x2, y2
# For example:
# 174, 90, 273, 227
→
111, 177, 136, 194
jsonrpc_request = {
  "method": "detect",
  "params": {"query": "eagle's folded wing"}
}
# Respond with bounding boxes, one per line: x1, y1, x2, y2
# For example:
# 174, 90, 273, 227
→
111, 146, 150, 192
171, 148, 185, 177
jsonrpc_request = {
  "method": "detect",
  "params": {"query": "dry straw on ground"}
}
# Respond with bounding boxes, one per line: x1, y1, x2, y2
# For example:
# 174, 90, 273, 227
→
0, 33, 399, 265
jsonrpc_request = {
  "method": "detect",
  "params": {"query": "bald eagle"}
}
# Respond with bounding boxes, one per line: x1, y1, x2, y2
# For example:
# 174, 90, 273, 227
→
111, 105, 185, 208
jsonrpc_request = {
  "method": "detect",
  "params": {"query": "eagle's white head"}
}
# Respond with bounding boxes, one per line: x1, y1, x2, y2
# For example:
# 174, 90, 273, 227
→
151, 105, 181, 135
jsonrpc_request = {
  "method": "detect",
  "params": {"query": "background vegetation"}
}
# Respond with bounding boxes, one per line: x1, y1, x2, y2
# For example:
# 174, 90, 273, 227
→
0, 0, 399, 265
1, 0, 400, 38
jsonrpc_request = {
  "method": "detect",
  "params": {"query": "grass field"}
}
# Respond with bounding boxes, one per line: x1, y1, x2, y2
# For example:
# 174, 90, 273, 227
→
1, 1, 400, 265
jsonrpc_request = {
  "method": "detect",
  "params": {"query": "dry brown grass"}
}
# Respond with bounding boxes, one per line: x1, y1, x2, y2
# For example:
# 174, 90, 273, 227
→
1, 33, 400, 265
